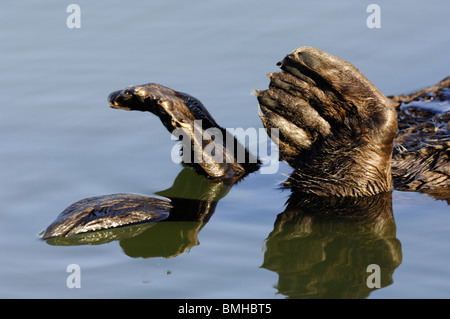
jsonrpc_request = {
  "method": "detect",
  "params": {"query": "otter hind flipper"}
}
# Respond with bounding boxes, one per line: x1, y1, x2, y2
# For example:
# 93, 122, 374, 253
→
256, 47, 398, 197
42, 194, 172, 239
108, 83, 260, 181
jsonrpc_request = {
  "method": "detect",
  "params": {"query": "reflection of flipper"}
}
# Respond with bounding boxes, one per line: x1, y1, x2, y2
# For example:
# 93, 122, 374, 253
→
109, 84, 260, 181
119, 221, 203, 259
42, 194, 171, 239
262, 192, 402, 298
45, 223, 157, 246
256, 47, 397, 197
118, 170, 232, 258
117, 168, 233, 257
118, 169, 231, 257
156, 167, 232, 223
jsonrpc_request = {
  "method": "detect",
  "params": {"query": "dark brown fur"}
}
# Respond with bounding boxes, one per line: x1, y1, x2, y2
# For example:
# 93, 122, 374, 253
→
389, 77, 450, 200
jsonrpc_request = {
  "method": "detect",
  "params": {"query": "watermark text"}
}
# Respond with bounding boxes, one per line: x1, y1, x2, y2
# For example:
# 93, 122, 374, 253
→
366, 264, 381, 288
366, 4, 381, 28
66, 4, 81, 29
66, 263, 81, 288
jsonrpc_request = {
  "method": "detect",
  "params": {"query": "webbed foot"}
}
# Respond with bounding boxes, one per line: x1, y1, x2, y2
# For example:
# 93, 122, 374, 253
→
42, 194, 171, 239
256, 47, 398, 197
109, 83, 259, 181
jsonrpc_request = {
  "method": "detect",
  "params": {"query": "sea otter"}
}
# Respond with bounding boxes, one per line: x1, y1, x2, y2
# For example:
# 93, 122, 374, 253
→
42, 46, 449, 239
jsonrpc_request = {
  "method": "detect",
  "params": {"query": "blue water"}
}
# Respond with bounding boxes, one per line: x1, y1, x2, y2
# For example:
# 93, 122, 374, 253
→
0, 0, 449, 298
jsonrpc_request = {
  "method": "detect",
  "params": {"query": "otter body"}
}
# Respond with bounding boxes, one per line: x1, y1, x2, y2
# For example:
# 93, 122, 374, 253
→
390, 77, 450, 198
43, 46, 449, 239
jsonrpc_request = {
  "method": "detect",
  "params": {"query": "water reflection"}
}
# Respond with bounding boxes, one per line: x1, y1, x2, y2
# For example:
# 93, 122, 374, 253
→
262, 192, 402, 298
119, 167, 233, 258
45, 167, 403, 298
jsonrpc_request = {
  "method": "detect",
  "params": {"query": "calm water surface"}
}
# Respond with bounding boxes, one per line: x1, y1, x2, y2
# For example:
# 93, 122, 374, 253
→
0, 0, 449, 298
